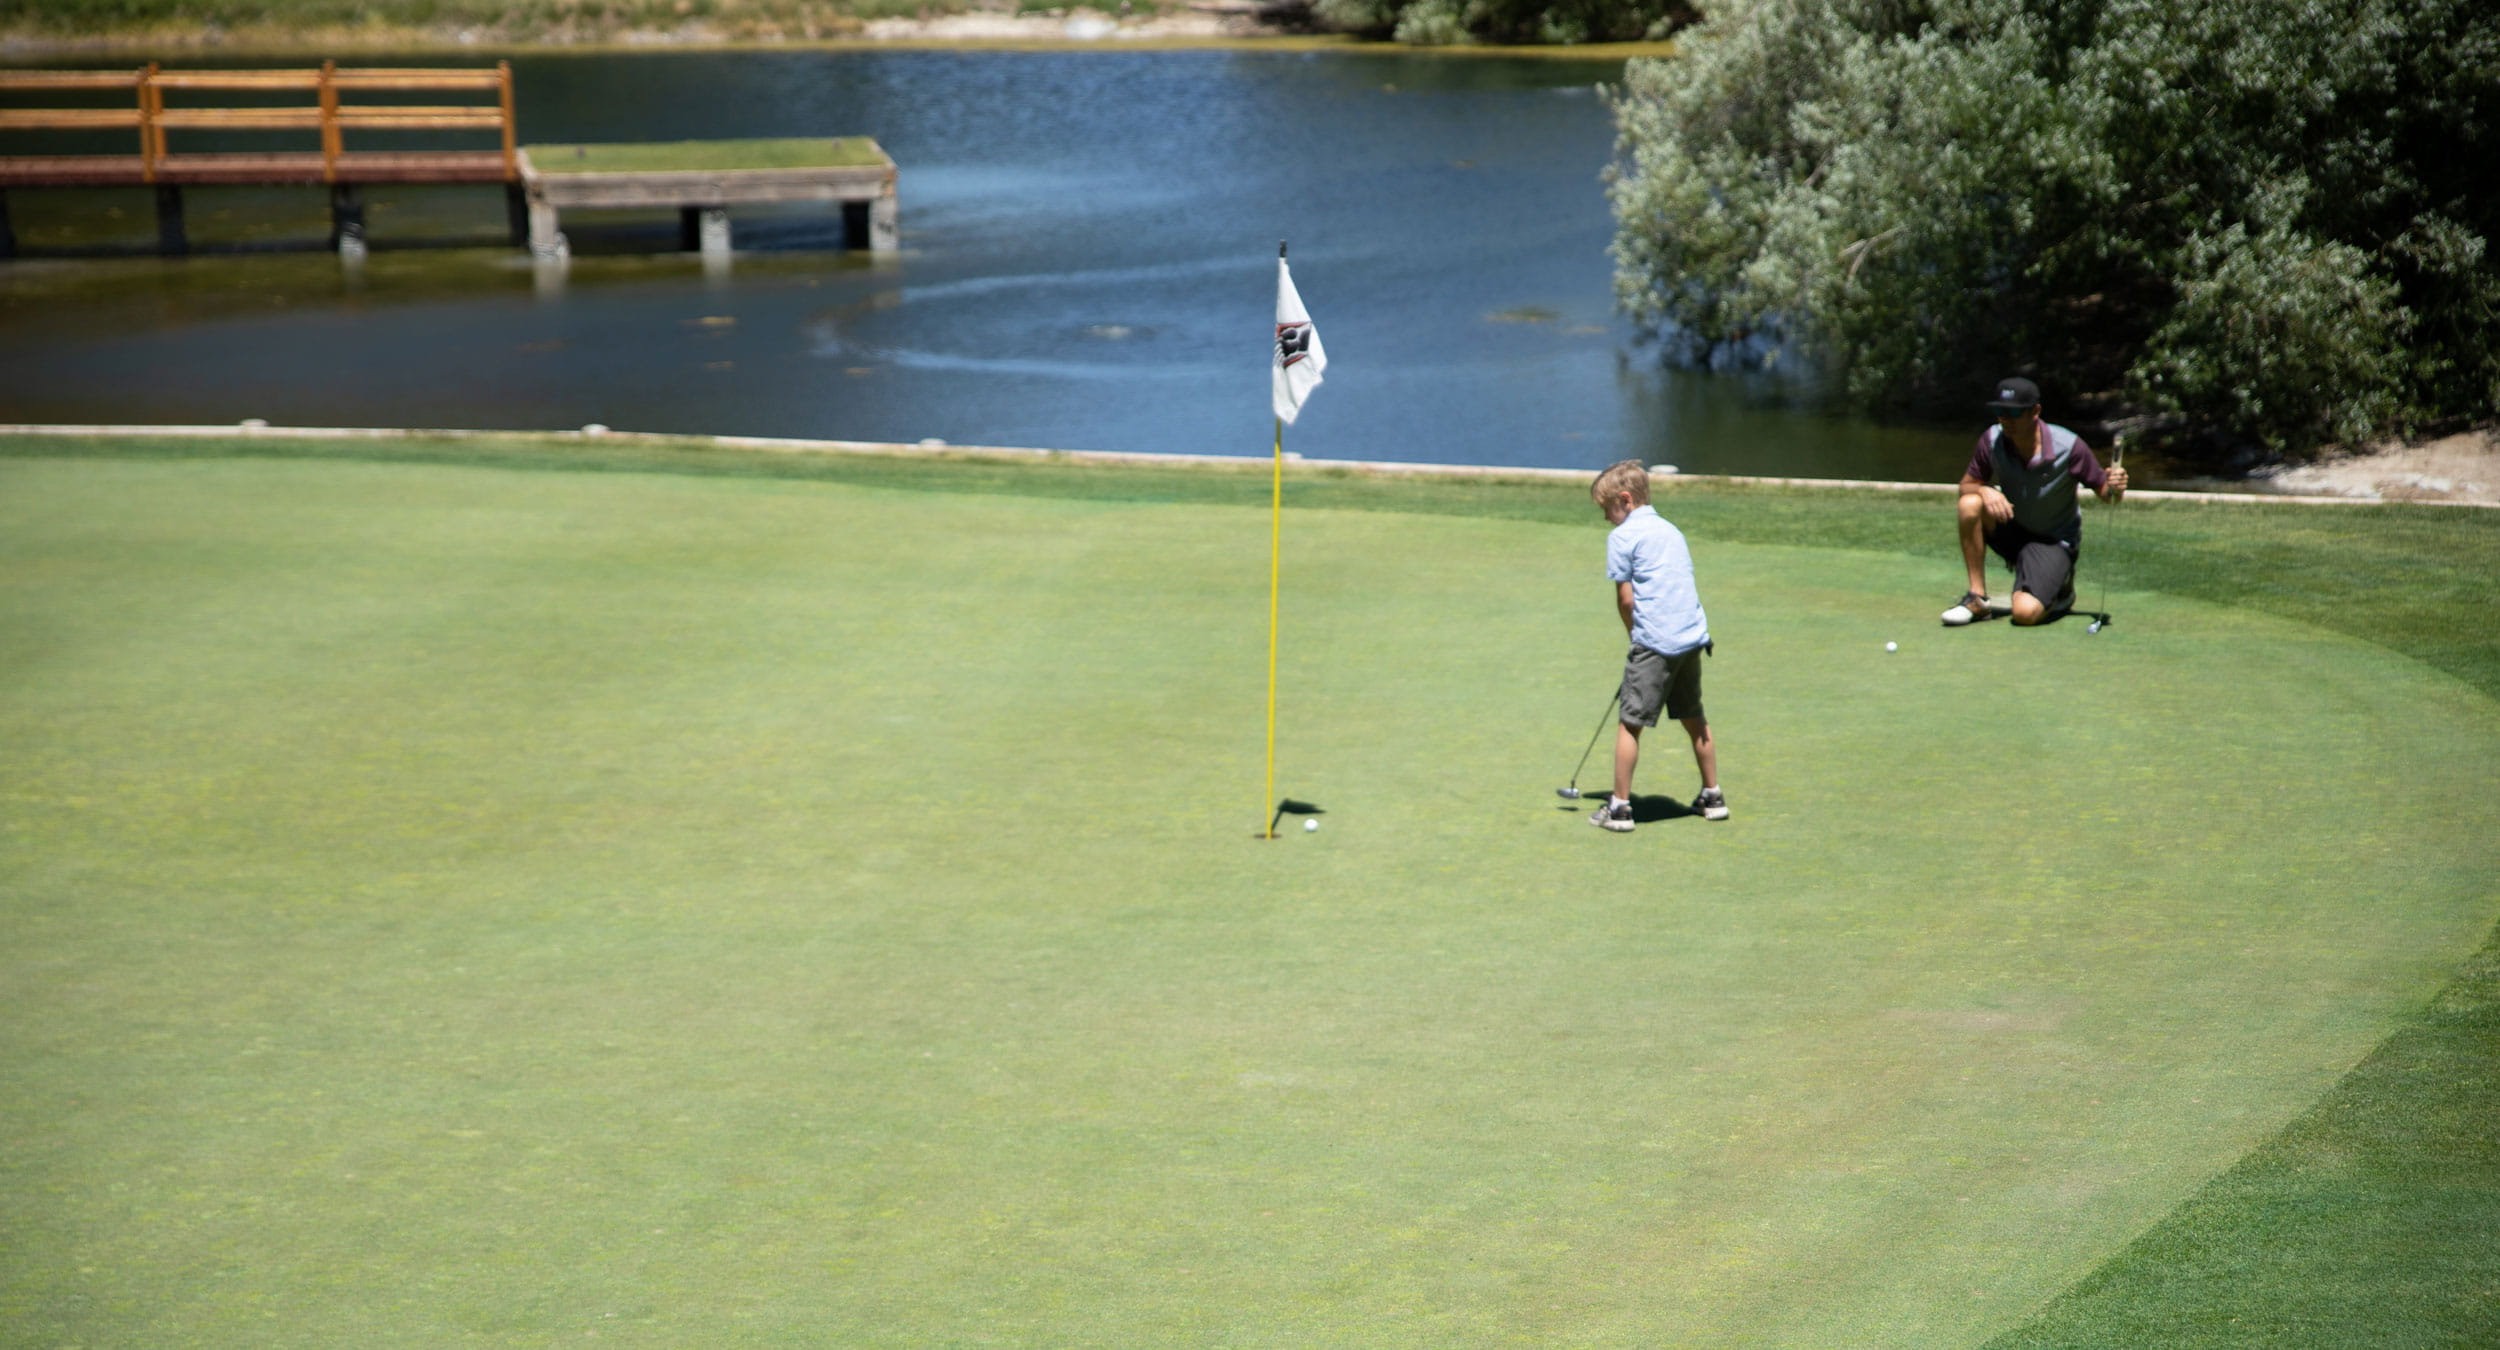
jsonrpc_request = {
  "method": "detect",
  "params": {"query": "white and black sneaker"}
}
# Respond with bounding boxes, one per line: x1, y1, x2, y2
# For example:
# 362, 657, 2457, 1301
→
1693, 788, 1730, 821
1590, 800, 1635, 833
1941, 591, 2013, 626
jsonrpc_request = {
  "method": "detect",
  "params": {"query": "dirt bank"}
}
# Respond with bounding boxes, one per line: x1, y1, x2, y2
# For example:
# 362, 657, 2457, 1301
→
2226, 430, 2500, 507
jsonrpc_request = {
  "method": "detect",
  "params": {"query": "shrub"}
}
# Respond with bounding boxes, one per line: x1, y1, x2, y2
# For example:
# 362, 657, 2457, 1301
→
1606, 0, 2500, 458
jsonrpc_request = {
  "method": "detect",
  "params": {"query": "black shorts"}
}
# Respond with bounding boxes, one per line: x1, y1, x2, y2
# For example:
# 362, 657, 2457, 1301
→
1987, 521, 2077, 610
1619, 643, 1706, 728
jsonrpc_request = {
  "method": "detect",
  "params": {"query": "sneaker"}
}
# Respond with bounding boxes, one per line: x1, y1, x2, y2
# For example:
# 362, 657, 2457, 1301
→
1941, 590, 2004, 626
1590, 800, 1635, 833
1693, 787, 1730, 821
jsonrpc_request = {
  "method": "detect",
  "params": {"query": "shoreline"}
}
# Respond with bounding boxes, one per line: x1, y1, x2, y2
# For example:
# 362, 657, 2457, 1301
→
0, 17, 1674, 60
8, 421, 2490, 508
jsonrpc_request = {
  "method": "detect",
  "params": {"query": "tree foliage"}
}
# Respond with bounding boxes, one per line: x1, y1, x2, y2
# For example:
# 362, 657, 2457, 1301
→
1605, 0, 2500, 456
1313, 0, 1695, 46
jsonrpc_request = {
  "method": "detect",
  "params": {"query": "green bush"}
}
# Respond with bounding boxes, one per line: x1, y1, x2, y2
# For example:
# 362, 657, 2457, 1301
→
1315, 0, 1694, 45
1606, 0, 2500, 459
1392, 0, 1467, 43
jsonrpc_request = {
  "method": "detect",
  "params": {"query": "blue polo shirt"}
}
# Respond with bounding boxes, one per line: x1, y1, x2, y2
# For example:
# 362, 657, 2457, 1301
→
1606, 505, 1709, 657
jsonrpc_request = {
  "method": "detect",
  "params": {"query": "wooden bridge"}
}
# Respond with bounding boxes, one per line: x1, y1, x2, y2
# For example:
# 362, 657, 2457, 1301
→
0, 63, 516, 187
0, 65, 897, 260
0, 63, 517, 255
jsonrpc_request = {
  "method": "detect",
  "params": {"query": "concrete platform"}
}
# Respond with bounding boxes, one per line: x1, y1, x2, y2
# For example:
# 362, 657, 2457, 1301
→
517, 137, 898, 261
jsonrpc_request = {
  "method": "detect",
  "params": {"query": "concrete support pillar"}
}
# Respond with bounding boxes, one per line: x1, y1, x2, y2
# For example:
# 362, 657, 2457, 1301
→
695, 206, 731, 258
676, 206, 732, 255
328, 183, 367, 261
842, 194, 900, 253
504, 183, 530, 248
154, 184, 186, 256
526, 194, 567, 262
868, 191, 898, 252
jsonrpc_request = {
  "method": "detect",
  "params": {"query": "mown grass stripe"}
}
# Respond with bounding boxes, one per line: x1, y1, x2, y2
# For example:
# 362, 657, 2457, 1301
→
9, 430, 2497, 699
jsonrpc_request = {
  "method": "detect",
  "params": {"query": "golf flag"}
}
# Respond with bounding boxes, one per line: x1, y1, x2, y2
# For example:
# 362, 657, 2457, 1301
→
1273, 255, 1326, 424
1260, 243, 1324, 838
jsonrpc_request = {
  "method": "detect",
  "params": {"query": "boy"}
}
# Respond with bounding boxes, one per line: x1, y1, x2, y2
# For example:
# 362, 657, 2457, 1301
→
1589, 460, 1725, 833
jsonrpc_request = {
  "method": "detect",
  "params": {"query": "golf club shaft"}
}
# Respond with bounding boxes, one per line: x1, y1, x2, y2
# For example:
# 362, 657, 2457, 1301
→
2096, 438, 2123, 623
1566, 689, 1621, 794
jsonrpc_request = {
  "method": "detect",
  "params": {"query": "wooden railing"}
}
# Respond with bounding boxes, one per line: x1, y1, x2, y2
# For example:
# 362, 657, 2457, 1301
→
0, 62, 516, 185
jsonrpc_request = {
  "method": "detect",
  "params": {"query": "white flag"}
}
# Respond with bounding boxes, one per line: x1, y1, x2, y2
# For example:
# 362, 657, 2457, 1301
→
1273, 257, 1327, 425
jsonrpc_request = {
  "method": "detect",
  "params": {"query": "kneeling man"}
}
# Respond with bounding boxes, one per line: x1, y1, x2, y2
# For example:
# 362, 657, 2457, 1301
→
1944, 376, 2128, 626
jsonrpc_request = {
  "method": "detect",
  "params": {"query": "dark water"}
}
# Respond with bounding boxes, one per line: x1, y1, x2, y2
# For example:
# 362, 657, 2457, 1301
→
0, 49, 1965, 481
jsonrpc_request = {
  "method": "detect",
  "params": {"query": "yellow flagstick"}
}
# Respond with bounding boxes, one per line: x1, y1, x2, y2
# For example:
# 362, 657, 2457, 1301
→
1264, 414, 1283, 838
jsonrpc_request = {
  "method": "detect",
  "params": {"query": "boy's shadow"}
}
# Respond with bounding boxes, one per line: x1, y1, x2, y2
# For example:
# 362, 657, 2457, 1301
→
1627, 793, 1699, 823
1557, 793, 1697, 822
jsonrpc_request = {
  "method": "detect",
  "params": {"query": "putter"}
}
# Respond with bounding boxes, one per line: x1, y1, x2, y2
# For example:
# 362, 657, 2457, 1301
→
2088, 438, 2123, 634
1555, 690, 1621, 799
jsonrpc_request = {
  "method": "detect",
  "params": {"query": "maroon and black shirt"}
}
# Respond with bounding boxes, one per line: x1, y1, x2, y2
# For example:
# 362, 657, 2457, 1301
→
1965, 417, 2110, 546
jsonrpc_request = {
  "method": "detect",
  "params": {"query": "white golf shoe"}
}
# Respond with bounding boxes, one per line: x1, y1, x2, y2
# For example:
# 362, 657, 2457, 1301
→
1941, 591, 2013, 626
1590, 800, 1635, 833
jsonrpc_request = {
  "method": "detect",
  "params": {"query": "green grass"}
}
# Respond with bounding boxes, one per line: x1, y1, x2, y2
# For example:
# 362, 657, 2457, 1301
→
8, 430, 2494, 696
1987, 932, 2500, 1347
2, 433, 2497, 1345
527, 138, 888, 174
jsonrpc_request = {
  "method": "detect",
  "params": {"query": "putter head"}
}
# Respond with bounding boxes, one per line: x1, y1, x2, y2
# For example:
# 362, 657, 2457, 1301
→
2087, 620, 2101, 634
1556, 786, 1582, 800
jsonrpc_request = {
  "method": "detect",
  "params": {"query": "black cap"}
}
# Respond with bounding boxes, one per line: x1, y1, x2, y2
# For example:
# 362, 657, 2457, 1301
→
1986, 376, 2040, 412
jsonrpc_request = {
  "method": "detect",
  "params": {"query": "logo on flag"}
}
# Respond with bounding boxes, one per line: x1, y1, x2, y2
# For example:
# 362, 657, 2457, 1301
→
1276, 322, 1315, 368
1273, 256, 1326, 425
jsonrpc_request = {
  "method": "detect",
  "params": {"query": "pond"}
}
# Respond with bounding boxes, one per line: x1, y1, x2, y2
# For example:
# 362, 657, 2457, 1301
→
0, 48, 1970, 483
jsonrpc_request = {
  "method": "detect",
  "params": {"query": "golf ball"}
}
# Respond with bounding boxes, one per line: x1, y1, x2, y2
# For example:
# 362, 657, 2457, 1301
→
1304, 818, 1318, 832
1886, 641, 1898, 652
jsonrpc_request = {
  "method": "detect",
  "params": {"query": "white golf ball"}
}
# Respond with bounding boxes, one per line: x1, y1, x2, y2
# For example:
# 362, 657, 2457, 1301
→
1885, 641, 1898, 652
1304, 818, 1318, 832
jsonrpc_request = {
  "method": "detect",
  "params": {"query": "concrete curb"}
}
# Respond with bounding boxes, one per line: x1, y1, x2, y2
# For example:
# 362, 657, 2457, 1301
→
4, 422, 2484, 509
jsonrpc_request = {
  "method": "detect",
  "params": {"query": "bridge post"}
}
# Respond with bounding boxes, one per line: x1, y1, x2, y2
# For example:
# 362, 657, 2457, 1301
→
154, 184, 186, 256
0, 190, 14, 260
505, 183, 529, 247
329, 183, 367, 259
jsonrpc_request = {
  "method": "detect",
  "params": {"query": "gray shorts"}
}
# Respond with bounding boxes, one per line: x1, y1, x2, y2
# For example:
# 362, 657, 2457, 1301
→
1619, 643, 1706, 728
1987, 522, 2077, 610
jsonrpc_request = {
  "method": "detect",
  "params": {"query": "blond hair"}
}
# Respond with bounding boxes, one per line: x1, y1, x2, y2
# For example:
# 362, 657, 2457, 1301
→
1591, 459, 1651, 507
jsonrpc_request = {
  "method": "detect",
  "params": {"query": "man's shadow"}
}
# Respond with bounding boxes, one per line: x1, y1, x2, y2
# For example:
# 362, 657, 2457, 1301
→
1558, 794, 1697, 822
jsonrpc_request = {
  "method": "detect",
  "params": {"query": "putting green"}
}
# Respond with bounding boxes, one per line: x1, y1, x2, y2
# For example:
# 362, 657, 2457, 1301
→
3, 457, 2494, 1346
